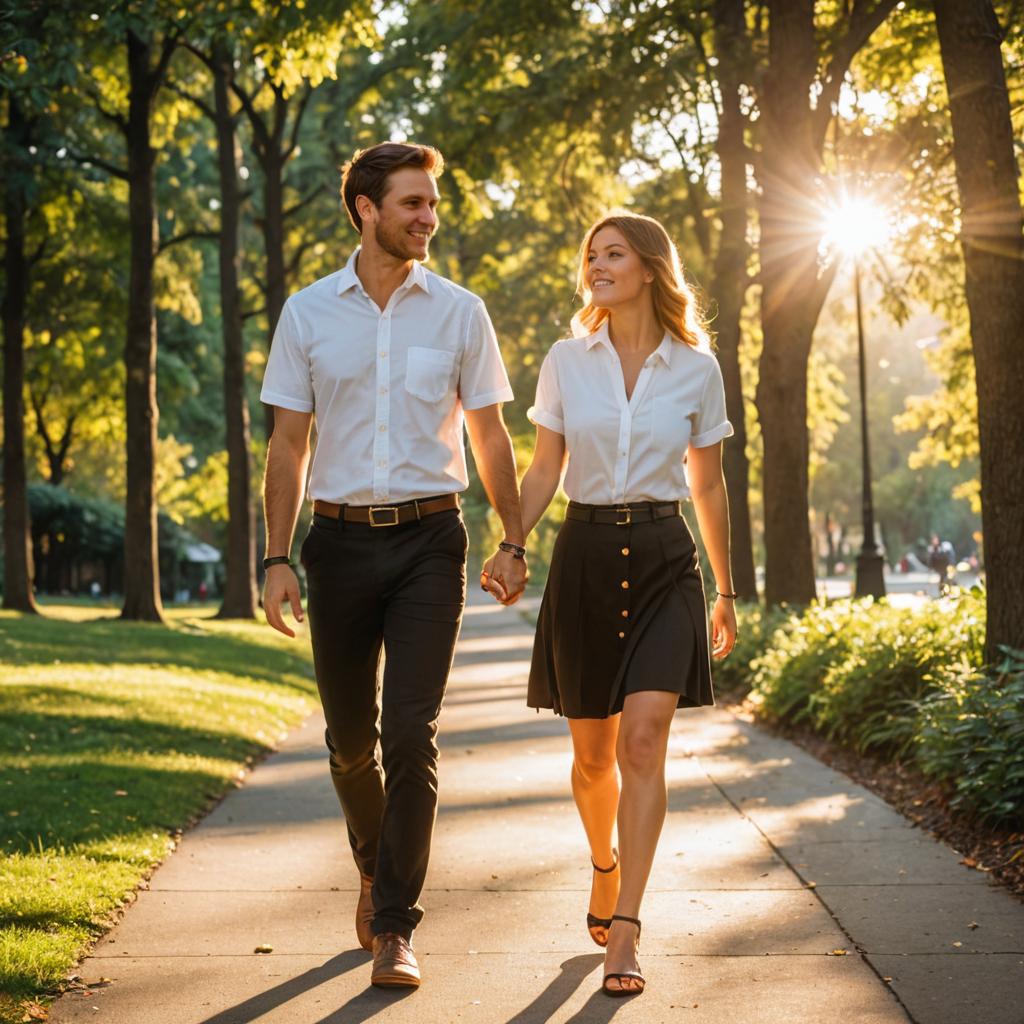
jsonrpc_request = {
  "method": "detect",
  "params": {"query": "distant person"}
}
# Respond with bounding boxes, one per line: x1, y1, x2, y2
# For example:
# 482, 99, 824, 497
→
197, 581, 208, 602
928, 534, 956, 595
259, 142, 526, 989
498, 212, 736, 997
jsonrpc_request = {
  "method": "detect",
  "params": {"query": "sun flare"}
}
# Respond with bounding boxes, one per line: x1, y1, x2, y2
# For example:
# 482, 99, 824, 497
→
822, 197, 891, 257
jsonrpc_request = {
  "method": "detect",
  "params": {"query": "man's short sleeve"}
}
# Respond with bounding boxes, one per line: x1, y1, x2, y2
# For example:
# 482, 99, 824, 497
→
527, 347, 564, 435
690, 356, 734, 447
459, 300, 514, 410
260, 300, 314, 413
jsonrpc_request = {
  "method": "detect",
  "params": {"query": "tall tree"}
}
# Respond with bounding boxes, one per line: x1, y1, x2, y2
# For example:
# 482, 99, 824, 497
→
933, 0, 1024, 661
1, 93, 38, 612
175, 31, 258, 618
120, 24, 180, 621
211, 43, 256, 618
710, 0, 757, 600
755, 0, 899, 605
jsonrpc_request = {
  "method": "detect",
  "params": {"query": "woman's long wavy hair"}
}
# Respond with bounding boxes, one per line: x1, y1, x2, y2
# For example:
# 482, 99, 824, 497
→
573, 212, 711, 351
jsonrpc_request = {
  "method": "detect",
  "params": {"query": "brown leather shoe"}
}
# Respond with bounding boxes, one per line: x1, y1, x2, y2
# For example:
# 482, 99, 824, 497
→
356, 875, 374, 952
371, 932, 421, 988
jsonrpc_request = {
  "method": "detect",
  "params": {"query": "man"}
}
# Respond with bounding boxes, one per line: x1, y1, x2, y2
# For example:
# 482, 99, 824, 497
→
260, 142, 527, 989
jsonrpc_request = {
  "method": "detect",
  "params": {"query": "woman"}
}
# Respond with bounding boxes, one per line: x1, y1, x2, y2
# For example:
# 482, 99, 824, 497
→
505, 212, 736, 996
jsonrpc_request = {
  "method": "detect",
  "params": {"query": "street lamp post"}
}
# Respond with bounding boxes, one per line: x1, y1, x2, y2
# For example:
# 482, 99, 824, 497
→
852, 255, 886, 598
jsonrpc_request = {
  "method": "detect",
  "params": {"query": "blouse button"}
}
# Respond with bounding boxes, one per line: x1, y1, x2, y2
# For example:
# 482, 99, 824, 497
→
621, 547, 629, 556
621, 610, 629, 618
618, 631, 626, 639
620, 580, 629, 590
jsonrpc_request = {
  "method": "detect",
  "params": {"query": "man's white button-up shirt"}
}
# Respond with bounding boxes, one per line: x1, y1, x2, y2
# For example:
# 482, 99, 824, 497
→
527, 323, 733, 504
261, 249, 513, 505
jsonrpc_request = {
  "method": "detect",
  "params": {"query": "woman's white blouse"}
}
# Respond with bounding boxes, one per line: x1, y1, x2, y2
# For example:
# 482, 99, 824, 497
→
527, 323, 733, 504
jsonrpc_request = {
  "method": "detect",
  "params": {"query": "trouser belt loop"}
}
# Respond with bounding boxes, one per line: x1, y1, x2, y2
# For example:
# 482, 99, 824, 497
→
414, 498, 422, 522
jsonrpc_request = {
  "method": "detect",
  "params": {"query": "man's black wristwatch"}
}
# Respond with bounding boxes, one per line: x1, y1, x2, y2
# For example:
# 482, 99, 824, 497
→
263, 555, 292, 570
498, 541, 527, 560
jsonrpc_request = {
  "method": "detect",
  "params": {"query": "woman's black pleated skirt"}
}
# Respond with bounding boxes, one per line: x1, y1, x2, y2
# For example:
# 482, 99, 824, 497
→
527, 501, 715, 719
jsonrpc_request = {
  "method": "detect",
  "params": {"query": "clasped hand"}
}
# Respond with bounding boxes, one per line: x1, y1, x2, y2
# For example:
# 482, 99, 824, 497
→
480, 548, 528, 606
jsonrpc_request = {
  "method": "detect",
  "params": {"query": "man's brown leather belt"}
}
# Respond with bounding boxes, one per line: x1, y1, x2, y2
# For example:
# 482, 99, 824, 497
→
566, 499, 680, 526
313, 493, 460, 527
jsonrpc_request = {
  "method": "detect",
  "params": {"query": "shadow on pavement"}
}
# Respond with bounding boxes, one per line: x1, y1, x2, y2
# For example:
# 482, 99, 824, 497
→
503, 953, 611, 1023
196, 950, 368, 1024
313, 982, 418, 1023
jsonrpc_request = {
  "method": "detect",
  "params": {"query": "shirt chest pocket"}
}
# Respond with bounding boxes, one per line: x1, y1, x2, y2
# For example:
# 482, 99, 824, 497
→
405, 346, 455, 402
649, 396, 692, 454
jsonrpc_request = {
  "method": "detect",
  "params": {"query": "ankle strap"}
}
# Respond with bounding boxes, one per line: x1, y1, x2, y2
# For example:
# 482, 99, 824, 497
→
611, 914, 642, 934
591, 850, 619, 874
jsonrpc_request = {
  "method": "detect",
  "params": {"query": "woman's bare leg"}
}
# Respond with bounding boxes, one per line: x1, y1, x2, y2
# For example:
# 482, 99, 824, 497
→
604, 689, 678, 992
568, 716, 620, 942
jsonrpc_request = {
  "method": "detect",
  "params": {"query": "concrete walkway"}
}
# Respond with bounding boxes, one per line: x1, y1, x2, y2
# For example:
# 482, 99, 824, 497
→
52, 592, 1024, 1023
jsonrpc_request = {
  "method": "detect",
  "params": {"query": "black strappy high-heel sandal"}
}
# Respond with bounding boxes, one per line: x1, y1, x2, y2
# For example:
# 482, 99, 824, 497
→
586, 850, 619, 947
602, 915, 645, 997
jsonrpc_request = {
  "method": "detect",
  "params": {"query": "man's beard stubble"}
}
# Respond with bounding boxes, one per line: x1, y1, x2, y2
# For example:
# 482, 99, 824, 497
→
374, 220, 431, 262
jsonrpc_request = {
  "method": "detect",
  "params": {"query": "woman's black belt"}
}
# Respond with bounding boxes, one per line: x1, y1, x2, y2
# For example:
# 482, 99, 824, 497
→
565, 500, 681, 526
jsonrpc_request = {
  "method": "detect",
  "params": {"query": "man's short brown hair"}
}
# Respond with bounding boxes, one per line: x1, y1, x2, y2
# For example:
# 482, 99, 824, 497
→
340, 142, 444, 234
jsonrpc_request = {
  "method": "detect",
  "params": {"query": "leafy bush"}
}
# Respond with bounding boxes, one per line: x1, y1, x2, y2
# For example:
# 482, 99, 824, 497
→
748, 592, 986, 755
742, 588, 1024, 826
914, 649, 1024, 825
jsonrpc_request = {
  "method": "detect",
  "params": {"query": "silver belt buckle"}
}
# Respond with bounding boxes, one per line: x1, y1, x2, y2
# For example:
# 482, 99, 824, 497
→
615, 507, 632, 526
369, 505, 400, 527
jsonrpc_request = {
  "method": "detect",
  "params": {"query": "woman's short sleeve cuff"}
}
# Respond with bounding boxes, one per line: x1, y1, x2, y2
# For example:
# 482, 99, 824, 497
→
691, 420, 734, 448
527, 406, 565, 434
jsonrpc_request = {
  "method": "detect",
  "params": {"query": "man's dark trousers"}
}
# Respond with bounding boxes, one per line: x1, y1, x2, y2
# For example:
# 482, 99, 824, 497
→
301, 505, 467, 939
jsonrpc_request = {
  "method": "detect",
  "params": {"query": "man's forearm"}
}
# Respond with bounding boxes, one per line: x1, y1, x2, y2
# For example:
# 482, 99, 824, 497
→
474, 429, 525, 545
264, 436, 309, 559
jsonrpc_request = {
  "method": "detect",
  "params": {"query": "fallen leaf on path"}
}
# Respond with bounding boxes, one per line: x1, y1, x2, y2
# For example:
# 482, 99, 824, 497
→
968, 921, 979, 930
21, 1001, 48, 1021
960, 856, 978, 868
828, 949, 848, 956
952, 941, 963, 948
254, 944, 273, 954
805, 881, 817, 889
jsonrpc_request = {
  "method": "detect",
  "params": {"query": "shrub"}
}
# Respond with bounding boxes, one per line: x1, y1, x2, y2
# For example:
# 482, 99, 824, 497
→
747, 591, 986, 756
914, 649, 1024, 825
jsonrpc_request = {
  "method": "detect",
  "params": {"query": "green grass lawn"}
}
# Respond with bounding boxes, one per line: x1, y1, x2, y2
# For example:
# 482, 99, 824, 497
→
0, 605, 317, 1021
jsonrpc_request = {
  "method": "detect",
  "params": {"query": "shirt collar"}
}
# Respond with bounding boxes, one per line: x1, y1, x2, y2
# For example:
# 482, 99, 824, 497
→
584, 321, 674, 366
335, 247, 431, 297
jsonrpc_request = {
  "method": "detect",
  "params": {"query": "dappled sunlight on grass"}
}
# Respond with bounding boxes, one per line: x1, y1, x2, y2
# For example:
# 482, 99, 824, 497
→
0, 605, 317, 1004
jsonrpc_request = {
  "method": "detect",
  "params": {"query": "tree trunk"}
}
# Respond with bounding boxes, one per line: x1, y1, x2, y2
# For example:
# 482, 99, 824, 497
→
933, 0, 1024, 662
711, 0, 758, 602
212, 45, 257, 619
755, 0, 826, 606
259, 89, 289, 440
1, 96, 38, 613
121, 29, 165, 622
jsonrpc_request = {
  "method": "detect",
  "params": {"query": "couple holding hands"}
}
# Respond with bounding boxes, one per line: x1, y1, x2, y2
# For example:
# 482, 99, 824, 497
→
260, 141, 736, 997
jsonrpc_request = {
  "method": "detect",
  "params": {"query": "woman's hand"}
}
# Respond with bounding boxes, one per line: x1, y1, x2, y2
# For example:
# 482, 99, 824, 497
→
710, 596, 737, 659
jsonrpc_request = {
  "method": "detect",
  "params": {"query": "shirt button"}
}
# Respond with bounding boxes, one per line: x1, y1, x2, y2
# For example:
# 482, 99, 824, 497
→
377, 460, 386, 468
621, 547, 629, 556
380, 351, 387, 358
379, 387, 388, 395
379, 424, 387, 432
618, 631, 625, 639
619, 450, 627, 457
621, 610, 629, 618
620, 580, 629, 590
